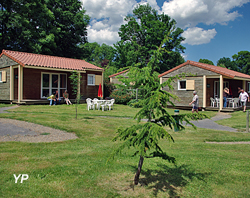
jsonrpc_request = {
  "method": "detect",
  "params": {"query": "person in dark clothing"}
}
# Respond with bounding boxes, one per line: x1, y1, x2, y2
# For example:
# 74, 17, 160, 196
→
54, 90, 61, 105
223, 87, 229, 107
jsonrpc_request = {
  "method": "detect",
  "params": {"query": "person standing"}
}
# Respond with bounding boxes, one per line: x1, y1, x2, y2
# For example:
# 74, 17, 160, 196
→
189, 91, 199, 113
238, 87, 242, 95
223, 87, 229, 107
239, 89, 249, 112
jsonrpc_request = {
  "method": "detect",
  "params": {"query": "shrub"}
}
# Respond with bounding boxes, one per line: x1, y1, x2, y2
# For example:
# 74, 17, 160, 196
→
110, 89, 132, 104
104, 79, 115, 98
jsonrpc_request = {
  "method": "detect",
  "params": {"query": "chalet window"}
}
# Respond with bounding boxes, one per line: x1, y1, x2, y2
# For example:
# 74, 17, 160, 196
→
178, 80, 186, 90
178, 80, 195, 90
88, 74, 95, 85
0, 71, 6, 83
41, 73, 67, 98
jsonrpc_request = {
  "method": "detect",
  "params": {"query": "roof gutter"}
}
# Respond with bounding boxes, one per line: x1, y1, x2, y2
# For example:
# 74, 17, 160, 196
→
25, 65, 87, 73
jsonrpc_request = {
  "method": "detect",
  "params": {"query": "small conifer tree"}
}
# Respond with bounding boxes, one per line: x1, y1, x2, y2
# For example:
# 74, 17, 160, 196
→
69, 71, 82, 119
110, 34, 206, 185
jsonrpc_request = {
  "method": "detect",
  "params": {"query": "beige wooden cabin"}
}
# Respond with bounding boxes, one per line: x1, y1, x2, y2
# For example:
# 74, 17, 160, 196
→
159, 60, 250, 111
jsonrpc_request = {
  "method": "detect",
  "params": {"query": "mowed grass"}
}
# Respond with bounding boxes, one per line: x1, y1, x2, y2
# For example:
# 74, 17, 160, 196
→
216, 110, 250, 131
0, 103, 15, 108
0, 104, 250, 197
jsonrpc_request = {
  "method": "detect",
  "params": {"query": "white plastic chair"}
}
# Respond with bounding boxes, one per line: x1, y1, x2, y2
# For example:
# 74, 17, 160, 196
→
92, 98, 98, 110
210, 97, 215, 107
233, 98, 239, 108
215, 98, 220, 107
101, 101, 108, 111
107, 99, 115, 110
228, 98, 234, 108
228, 98, 239, 108
98, 100, 105, 110
86, 98, 94, 111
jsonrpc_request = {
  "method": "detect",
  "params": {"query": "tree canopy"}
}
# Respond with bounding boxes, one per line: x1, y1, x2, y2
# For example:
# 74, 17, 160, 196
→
83, 42, 115, 68
113, 4, 185, 74
232, 51, 250, 74
215, 51, 250, 74
217, 57, 236, 70
199, 59, 214, 65
0, 0, 90, 59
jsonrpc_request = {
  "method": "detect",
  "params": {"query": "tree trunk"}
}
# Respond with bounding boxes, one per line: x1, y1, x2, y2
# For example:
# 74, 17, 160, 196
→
134, 155, 144, 185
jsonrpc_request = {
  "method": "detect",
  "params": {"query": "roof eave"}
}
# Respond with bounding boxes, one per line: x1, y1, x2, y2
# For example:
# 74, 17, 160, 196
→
109, 69, 129, 78
2, 50, 26, 67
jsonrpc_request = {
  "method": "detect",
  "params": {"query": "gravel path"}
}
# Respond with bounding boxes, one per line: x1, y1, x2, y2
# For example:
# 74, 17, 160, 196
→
0, 105, 20, 113
187, 112, 238, 132
0, 106, 78, 142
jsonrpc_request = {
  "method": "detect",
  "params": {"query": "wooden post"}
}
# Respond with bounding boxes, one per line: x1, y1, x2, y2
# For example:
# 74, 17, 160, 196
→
243, 80, 246, 91
102, 71, 104, 99
77, 72, 80, 99
160, 77, 163, 90
10, 66, 14, 101
219, 75, 223, 111
136, 88, 138, 101
247, 110, 249, 132
203, 75, 206, 108
18, 65, 23, 103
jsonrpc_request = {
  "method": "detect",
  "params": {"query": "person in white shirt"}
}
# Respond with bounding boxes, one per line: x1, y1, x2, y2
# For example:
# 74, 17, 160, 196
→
239, 89, 249, 112
189, 91, 199, 113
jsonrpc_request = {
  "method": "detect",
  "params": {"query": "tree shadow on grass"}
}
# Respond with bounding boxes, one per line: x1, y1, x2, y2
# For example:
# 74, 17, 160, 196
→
130, 164, 209, 197
83, 117, 94, 119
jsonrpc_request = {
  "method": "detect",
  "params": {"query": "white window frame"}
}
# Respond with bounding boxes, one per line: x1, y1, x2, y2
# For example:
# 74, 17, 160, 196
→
41, 73, 67, 98
248, 82, 250, 93
178, 80, 186, 90
0, 71, 2, 83
88, 74, 95, 86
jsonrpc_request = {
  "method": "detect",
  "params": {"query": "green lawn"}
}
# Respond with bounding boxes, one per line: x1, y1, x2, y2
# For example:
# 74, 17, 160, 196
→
216, 110, 250, 132
0, 103, 14, 108
0, 104, 250, 197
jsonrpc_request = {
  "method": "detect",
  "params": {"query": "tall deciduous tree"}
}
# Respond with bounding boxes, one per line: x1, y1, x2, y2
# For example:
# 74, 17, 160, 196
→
113, 4, 185, 73
232, 51, 250, 74
83, 42, 115, 67
217, 57, 236, 70
199, 59, 214, 65
0, 0, 90, 59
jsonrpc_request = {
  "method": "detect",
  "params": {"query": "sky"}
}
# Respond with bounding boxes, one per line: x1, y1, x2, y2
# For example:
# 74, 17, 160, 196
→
81, 0, 250, 66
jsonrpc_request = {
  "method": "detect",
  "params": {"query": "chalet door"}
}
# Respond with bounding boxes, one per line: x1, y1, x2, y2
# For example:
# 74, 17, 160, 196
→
214, 81, 229, 98
59, 74, 67, 97
52, 74, 59, 96
42, 74, 50, 98
41, 73, 67, 98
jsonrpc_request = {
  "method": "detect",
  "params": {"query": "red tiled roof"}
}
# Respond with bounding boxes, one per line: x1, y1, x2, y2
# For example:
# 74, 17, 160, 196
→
158, 60, 250, 79
109, 69, 129, 78
0, 49, 104, 71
